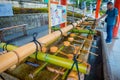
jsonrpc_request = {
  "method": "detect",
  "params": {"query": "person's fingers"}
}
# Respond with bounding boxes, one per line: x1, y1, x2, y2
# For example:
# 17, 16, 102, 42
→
95, 20, 99, 23
115, 23, 119, 27
95, 19, 99, 22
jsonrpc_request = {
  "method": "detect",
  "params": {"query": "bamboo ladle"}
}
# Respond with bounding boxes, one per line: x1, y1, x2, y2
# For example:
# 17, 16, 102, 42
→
41, 47, 47, 53
70, 34, 98, 48
63, 41, 81, 55
53, 68, 66, 80
84, 42, 98, 49
47, 67, 79, 80
50, 46, 73, 60
68, 37, 83, 44
81, 50, 98, 56
70, 33, 93, 42
50, 46, 89, 66
67, 71, 78, 80
47, 66, 64, 75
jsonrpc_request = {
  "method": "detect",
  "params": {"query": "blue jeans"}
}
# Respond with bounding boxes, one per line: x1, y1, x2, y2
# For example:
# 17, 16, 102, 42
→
106, 25, 114, 42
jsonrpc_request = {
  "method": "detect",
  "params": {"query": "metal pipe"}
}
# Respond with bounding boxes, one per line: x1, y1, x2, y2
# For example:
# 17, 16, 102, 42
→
0, 19, 86, 73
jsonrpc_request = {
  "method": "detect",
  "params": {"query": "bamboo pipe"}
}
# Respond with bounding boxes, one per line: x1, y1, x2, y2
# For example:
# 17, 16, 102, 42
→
81, 22, 94, 25
0, 43, 90, 74
0, 43, 91, 77
0, 19, 87, 73
0, 51, 17, 71
29, 52, 90, 74
0, 43, 66, 77
0, 42, 47, 53
58, 51, 89, 66
0, 51, 7, 55
29, 46, 65, 78
85, 19, 96, 21
70, 29, 96, 34
51, 27, 60, 31
0, 43, 18, 51
0, 43, 76, 78
50, 46, 90, 67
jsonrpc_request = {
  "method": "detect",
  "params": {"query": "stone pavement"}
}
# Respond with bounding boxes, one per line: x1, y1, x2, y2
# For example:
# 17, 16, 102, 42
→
102, 28, 120, 80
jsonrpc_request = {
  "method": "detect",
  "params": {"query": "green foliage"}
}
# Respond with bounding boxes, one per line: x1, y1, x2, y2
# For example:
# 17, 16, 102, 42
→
67, 11, 84, 18
100, 10, 106, 16
13, 7, 84, 18
13, 7, 48, 14
85, 0, 95, 5
74, 0, 96, 7
51, 27, 60, 31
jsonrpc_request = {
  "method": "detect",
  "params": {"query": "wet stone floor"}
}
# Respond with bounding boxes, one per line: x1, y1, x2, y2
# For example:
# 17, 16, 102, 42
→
102, 28, 120, 80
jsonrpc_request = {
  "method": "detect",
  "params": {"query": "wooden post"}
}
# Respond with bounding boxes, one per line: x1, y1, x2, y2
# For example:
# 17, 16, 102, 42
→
95, 0, 102, 18
113, 0, 120, 38
48, 0, 51, 34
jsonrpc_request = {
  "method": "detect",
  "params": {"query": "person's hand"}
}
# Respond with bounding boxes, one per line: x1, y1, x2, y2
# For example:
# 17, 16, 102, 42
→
95, 19, 100, 25
115, 23, 119, 28
97, 18, 100, 22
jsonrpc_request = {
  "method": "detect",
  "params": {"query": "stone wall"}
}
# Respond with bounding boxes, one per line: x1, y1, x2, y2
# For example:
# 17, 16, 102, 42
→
0, 1, 47, 8
0, 13, 48, 30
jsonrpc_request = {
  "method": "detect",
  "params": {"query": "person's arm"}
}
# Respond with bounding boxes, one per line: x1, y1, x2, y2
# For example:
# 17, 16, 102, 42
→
97, 14, 107, 21
115, 16, 119, 27
115, 8, 119, 27
96, 10, 108, 22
